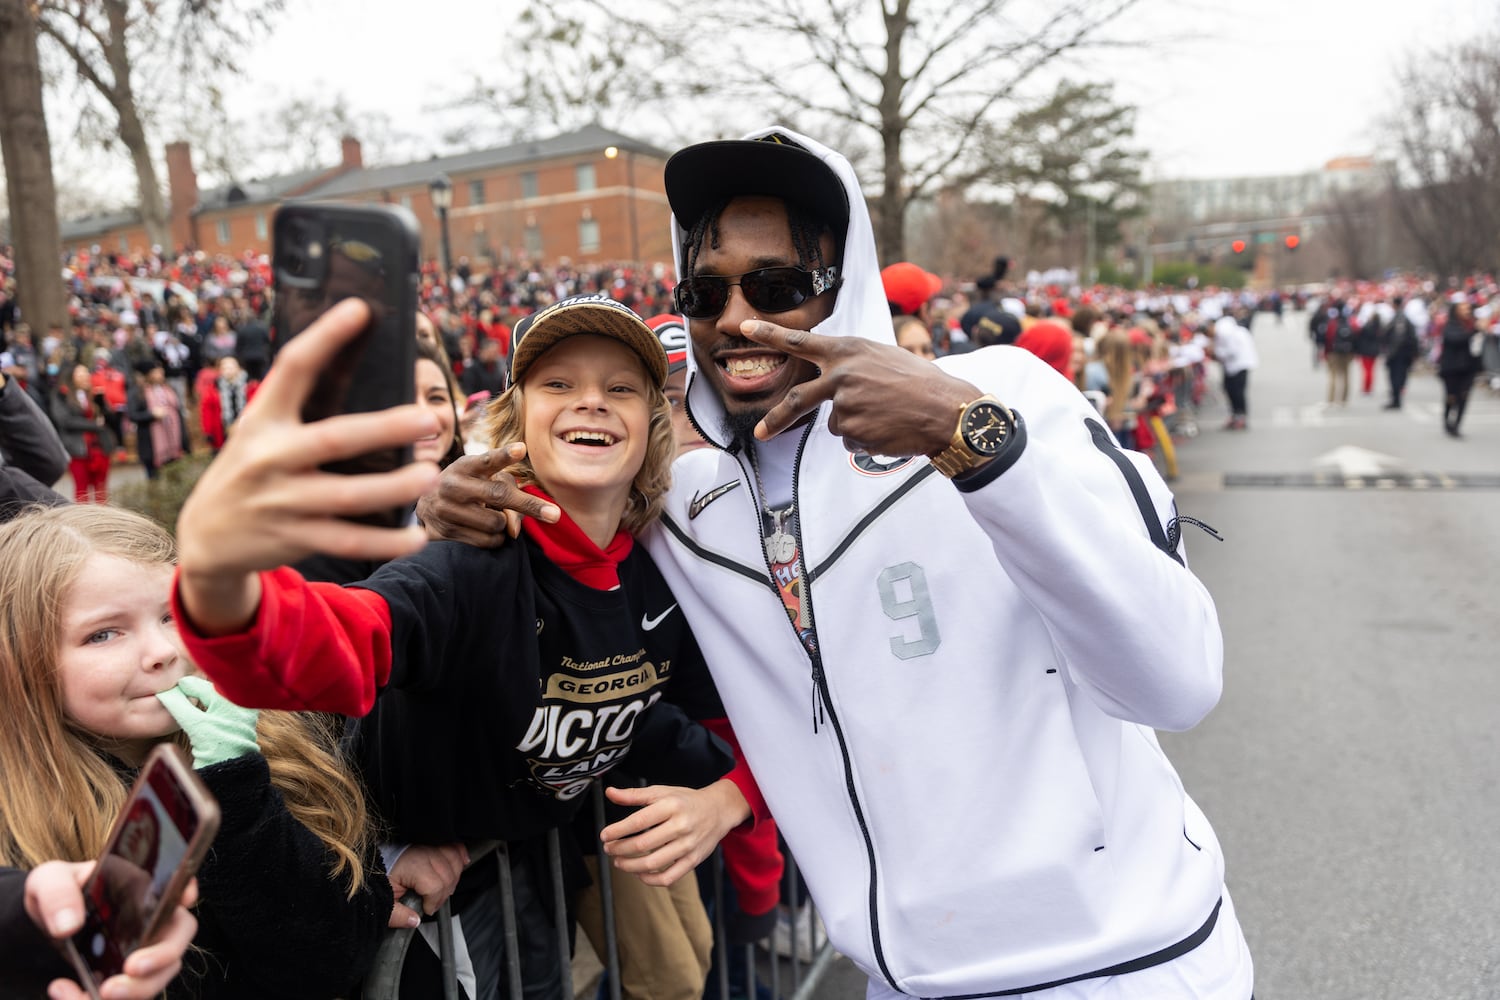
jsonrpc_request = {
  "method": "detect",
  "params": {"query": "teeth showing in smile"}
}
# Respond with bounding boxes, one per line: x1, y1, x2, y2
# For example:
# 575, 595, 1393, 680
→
563, 430, 617, 446
722, 356, 785, 378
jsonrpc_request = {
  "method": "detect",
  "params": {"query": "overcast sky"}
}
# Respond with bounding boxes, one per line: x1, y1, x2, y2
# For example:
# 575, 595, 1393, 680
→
220, 0, 1494, 181
29, 0, 1499, 207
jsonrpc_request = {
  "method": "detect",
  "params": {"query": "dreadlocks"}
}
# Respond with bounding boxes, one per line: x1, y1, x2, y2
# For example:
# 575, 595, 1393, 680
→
682, 198, 842, 276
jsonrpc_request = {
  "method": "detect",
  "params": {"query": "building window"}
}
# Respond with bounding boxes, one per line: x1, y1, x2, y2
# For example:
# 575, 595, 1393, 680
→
521, 172, 539, 199
400, 193, 413, 211
118, 235, 129, 253
255, 213, 268, 240
469, 179, 486, 205
575, 163, 596, 192
216, 219, 231, 246
579, 218, 600, 253
524, 224, 543, 256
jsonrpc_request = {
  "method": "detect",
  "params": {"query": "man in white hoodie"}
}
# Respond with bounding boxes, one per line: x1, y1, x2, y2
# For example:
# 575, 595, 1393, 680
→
421, 128, 1254, 1000
1211, 314, 1259, 430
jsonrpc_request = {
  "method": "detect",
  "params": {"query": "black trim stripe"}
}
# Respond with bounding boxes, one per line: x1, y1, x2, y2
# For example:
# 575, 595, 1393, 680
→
1086, 418, 1183, 566
923, 897, 1223, 999
808, 465, 938, 583
657, 513, 771, 585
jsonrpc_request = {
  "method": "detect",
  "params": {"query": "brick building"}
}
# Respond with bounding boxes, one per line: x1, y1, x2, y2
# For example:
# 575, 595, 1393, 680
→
59, 124, 674, 270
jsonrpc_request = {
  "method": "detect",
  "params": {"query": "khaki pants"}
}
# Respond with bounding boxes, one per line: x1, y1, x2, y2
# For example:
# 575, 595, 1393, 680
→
575, 856, 712, 1000
1326, 351, 1353, 404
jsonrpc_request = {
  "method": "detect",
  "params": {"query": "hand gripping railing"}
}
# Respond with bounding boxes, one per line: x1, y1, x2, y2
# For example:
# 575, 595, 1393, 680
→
361, 783, 836, 999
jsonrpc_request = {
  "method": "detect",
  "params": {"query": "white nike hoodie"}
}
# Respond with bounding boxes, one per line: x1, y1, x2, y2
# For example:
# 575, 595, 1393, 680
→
642, 126, 1248, 998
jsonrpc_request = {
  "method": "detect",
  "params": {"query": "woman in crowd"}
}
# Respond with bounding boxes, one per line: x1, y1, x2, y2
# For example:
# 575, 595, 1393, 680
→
0, 504, 392, 998
198, 356, 255, 452
51, 362, 114, 503
201, 316, 237, 367
172, 297, 758, 1000
891, 315, 937, 360
1438, 299, 1484, 438
127, 361, 191, 479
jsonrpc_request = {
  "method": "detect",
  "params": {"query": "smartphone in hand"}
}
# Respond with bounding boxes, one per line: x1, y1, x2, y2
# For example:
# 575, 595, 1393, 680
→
63, 744, 220, 999
271, 201, 421, 528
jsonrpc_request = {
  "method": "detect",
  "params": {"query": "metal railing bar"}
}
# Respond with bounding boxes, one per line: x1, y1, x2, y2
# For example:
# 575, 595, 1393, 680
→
497, 841, 525, 1000
591, 785, 623, 1000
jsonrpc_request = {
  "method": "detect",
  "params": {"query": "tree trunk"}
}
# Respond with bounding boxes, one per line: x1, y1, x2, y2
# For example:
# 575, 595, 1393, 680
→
117, 100, 171, 251
103, 0, 170, 251
0, 0, 67, 337
875, 1, 909, 264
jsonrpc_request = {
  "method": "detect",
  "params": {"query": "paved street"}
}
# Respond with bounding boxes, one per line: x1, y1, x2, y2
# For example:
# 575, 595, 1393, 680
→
61, 315, 1500, 1000
812, 313, 1500, 999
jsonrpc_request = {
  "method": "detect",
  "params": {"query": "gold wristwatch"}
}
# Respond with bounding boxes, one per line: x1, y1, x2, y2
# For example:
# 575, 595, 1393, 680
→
928, 394, 1015, 478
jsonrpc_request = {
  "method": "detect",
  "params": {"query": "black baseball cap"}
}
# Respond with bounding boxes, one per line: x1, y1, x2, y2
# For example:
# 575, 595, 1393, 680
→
509, 294, 668, 389
665, 132, 850, 240
960, 301, 1021, 347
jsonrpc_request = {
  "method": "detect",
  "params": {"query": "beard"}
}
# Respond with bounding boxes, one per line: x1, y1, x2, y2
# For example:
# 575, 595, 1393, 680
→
720, 408, 766, 455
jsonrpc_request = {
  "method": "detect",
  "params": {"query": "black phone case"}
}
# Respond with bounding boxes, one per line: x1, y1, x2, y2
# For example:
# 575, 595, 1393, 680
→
271, 202, 420, 529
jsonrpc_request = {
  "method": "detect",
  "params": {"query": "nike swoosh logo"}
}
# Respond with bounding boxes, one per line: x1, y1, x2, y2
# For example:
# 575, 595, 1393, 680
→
688, 480, 741, 519
641, 605, 677, 631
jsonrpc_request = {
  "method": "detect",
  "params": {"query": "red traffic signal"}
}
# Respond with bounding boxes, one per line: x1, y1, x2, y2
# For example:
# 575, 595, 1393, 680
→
1284, 234, 1300, 250
1231, 239, 1247, 254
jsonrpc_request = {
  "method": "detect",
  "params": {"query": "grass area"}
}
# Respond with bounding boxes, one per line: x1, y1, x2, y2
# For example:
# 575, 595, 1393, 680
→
111, 453, 213, 535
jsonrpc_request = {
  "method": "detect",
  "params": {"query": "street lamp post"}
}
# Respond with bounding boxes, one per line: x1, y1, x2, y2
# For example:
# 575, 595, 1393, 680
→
428, 174, 454, 280
605, 146, 640, 264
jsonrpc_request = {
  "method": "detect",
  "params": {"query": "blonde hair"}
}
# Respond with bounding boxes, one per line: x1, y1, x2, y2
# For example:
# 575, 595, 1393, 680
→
0, 505, 372, 893
481, 346, 677, 535
1099, 328, 1136, 429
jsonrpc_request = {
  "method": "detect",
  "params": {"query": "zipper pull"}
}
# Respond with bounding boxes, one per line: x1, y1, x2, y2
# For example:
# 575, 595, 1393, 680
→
1175, 515, 1224, 541
811, 661, 825, 733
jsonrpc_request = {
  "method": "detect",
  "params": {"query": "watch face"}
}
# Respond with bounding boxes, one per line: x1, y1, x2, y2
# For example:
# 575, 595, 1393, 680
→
961, 402, 1010, 456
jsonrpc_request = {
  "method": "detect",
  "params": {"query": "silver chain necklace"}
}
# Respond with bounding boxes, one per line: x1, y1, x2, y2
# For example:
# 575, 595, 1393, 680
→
746, 445, 797, 564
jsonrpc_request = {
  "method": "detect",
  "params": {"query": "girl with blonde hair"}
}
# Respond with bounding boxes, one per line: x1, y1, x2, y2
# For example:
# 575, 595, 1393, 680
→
0, 503, 391, 998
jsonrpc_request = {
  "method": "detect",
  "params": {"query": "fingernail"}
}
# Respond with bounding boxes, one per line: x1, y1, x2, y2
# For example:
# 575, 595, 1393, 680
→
48, 907, 80, 935
406, 912, 421, 928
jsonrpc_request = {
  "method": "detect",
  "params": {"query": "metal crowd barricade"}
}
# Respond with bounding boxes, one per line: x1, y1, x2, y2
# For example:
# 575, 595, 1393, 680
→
361, 784, 836, 999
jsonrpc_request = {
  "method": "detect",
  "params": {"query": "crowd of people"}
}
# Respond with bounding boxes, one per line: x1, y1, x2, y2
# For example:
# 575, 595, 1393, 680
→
1301, 276, 1500, 437
1, 118, 1496, 999
4, 233, 1495, 500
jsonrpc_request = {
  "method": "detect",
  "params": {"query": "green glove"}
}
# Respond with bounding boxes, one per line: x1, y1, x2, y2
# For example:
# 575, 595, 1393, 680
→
155, 675, 261, 769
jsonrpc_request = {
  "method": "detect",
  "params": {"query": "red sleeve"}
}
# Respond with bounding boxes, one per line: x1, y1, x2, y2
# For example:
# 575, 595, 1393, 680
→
720, 815, 783, 916
703, 715, 783, 915
172, 566, 394, 716
700, 717, 771, 826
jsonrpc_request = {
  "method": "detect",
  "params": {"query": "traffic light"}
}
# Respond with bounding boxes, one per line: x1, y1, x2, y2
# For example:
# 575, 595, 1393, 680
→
1231, 239, 1247, 254
1284, 234, 1300, 251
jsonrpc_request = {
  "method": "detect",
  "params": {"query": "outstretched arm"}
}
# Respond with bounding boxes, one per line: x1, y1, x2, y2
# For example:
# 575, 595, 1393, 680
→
175, 298, 440, 636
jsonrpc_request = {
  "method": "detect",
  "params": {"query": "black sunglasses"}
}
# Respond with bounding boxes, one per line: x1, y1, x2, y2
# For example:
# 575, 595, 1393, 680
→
673, 265, 840, 320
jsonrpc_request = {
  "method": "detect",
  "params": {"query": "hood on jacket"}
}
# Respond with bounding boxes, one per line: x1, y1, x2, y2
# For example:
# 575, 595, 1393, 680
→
667, 126, 893, 452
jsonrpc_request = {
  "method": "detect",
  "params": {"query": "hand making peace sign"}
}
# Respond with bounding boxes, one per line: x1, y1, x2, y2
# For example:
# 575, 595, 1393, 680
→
740, 320, 983, 457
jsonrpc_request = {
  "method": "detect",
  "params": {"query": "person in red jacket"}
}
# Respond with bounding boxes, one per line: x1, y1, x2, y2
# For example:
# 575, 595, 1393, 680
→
89, 354, 129, 462
197, 356, 257, 452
